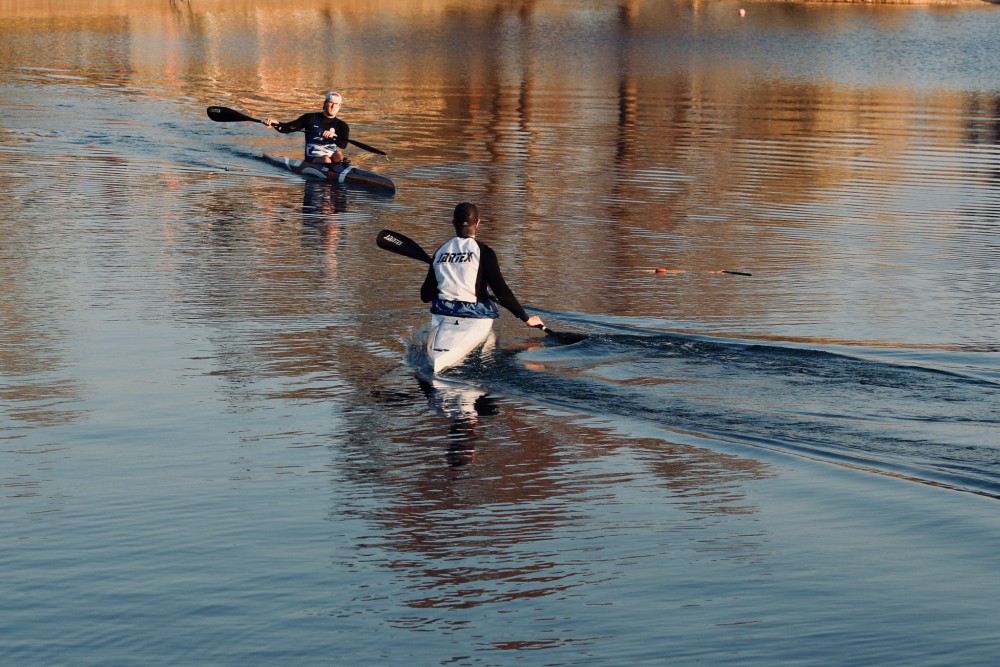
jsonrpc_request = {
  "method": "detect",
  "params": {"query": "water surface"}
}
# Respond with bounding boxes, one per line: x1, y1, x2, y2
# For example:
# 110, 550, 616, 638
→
2, 1, 999, 665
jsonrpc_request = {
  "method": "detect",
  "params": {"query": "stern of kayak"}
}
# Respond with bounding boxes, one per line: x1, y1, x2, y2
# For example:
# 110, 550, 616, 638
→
428, 315, 494, 373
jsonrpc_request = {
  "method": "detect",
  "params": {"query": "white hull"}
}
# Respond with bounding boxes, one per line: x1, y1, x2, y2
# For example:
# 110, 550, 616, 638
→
427, 315, 494, 373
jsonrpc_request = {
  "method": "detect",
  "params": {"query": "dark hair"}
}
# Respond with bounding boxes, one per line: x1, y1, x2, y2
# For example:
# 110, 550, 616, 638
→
452, 202, 479, 230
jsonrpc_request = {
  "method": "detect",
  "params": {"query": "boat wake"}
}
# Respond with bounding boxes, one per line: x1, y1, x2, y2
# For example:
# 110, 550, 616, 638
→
432, 319, 1000, 500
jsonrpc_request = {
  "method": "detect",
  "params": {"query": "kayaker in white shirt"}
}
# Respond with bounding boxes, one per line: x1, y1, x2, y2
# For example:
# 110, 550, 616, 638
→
421, 202, 545, 329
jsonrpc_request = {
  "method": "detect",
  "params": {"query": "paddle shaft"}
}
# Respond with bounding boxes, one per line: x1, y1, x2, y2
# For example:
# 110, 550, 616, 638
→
206, 106, 387, 156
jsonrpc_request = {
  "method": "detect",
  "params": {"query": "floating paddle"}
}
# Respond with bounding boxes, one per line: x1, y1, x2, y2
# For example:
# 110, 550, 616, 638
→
375, 229, 586, 344
644, 268, 752, 277
206, 105, 387, 156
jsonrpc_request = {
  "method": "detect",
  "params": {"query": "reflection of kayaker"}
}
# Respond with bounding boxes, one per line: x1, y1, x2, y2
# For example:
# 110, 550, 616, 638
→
420, 203, 545, 373
417, 375, 499, 467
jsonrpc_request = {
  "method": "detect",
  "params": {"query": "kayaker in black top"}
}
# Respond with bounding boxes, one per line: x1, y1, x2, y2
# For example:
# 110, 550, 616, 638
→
263, 91, 350, 164
421, 202, 545, 329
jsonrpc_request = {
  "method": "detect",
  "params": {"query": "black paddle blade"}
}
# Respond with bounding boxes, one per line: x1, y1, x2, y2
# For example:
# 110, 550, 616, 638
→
539, 326, 587, 344
206, 106, 261, 124
376, 229, 432, 264
722, 270, 753, 276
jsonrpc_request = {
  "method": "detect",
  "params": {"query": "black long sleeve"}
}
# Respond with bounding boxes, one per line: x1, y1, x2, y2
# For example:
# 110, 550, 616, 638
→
479, 243, 528, 321
420, 265, 437, 303
274, 113, 309, 134
275, 113, 350, 149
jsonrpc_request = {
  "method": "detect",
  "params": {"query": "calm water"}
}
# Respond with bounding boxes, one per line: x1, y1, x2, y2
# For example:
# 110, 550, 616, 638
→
2, 0, 1000, 665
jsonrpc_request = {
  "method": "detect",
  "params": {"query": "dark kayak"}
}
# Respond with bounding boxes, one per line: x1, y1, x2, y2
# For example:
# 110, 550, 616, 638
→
262, 153, 395, 194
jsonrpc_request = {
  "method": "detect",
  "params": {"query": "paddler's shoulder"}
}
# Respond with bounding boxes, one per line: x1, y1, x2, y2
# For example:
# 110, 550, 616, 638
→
475, 239, 498, 257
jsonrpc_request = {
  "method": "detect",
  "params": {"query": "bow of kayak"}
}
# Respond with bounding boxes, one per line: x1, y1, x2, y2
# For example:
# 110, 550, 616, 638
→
427, 315, 494, 373
262, 153, 395, 194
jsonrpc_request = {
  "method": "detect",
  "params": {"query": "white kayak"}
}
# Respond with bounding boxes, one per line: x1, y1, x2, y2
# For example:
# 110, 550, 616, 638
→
427, 315, 494, 373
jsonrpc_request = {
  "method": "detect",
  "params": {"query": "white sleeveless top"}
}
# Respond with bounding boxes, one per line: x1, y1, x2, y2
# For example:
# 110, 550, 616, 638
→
432, 236, 481, 303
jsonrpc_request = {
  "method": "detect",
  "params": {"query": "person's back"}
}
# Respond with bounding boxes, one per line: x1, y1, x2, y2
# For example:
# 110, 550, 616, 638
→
432, 236, 482, 304
420, 202, 545, 329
